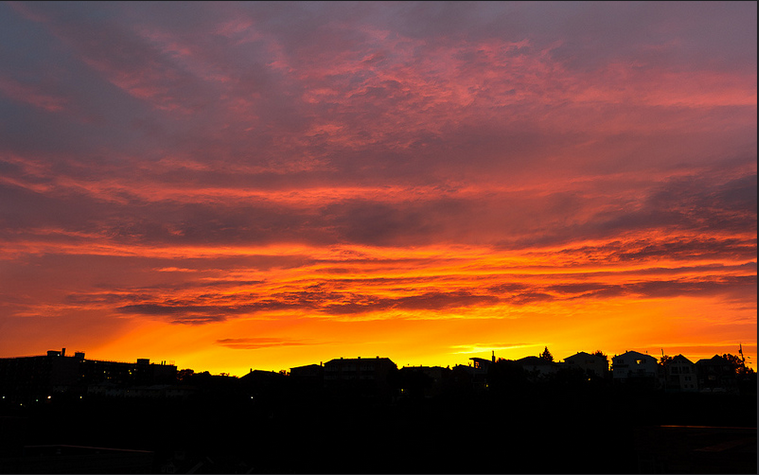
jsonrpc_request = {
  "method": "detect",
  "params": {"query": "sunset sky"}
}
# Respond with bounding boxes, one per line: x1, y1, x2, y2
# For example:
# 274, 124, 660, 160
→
0, 2, 755, 375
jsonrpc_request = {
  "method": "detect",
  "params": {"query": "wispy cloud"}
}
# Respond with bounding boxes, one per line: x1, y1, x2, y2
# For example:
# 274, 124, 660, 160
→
216, 337, 315, 350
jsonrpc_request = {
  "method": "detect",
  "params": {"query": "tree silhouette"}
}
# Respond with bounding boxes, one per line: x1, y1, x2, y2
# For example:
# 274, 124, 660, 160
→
592, 350, 609, 366
723, 353, 754, 375
540, 347, 554, 362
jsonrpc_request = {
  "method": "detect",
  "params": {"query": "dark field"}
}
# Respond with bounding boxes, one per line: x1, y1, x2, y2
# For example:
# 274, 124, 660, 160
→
1, 382, 756, 474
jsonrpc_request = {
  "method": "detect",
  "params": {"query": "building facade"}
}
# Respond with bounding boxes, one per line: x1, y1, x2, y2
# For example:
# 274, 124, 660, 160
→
611, 351, 658, 382
323, 357, 397, 394
563, 352, 609, 379
0, 349, 177, 402
660, 354, 698, 392
514, 356, 559, 380
695, 355, 738, 393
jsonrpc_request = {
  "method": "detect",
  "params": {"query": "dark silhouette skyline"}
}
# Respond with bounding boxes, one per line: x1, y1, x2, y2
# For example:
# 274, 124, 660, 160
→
0, 345, 756, 474
1, 345, 755, 404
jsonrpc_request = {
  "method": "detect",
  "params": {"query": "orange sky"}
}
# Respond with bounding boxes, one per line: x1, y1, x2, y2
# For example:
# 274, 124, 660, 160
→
0, 2, 755, 375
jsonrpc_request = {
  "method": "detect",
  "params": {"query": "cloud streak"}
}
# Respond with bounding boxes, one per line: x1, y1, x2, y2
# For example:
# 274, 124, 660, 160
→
215, 337, 314, 350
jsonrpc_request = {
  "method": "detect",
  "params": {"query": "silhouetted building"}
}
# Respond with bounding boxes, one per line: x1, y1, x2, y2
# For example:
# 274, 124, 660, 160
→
696, 355, 738, 393
80, 356, 176, 388
180, 371, 239, 396
452, 354, 495, 390
323, 357, 396, 394
397, 365, 449, 398
452, 359, 489, 376
288, 363, 324, 394
612, 351, 658, 382
239, 369, 286, 398
405, 365, 447, 384
0, 349, 81, 401
514, 356, 559, 380
471, 351, 496, 370
0, 349, 176, 402
563, 351, 609, 379
660, 354, 698, 392
289, 363, 324, 382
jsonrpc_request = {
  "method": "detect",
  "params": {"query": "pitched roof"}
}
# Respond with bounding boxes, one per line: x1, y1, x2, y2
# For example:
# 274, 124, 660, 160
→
565, 351, 604, 362
469, 357, 494, 364
324, 357, 396, 366
696, 355, 730, 365
290, 363, 322, 370
615, 350, 656, 360
669, 354, 695, 365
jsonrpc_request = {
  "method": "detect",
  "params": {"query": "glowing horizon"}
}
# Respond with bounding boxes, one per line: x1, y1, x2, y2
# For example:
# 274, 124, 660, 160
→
0, 2, 755, 376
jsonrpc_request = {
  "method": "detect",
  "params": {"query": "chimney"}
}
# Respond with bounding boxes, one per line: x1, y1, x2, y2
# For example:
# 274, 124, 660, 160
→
492, 351, 495, 363
61, 348, 66, 357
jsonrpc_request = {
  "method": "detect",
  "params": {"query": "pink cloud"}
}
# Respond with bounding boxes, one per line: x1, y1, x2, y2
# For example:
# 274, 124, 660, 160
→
0, 76, 67, 112
0, 2, 754, 366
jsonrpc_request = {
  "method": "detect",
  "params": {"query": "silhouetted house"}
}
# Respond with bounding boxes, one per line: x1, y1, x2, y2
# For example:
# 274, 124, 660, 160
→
397, 366, 449, 398
450, 364, 478, 391
514, 356, 559, 380
452, 354, 496, 390
563, 352, 608, 379
239, 369, 286, 397
289, 363, 324, 386
323, 357, 396, 394
240, 369, 285, 384
453, 360, 489, 376
470, 353, 496, 371
181, 372, 239, 399
660, 355, 698, 392
611, 351, 658, 383
408, 365, 447, 384
482, 359, 530, 393
695, 355, 737, 393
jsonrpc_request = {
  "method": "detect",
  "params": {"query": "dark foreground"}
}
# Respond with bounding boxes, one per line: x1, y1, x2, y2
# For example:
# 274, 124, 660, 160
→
0, 385, 756, 473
